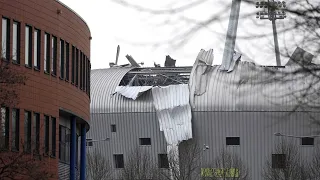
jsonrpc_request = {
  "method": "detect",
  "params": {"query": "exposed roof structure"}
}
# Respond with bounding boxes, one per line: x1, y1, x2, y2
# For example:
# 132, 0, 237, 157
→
91, 61, 320, 113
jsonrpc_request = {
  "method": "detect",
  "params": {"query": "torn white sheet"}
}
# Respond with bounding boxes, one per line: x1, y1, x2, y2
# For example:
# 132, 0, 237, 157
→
115, 86, 152, 100
152, 84, 193, 145
189, 49, 214, 108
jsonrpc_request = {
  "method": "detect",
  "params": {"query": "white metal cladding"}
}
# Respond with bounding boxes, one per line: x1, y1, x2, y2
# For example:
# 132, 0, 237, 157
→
91, 62, 320, 113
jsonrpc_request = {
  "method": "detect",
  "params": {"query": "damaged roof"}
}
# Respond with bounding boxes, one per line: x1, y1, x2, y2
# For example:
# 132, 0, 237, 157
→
91, 61, 320, 113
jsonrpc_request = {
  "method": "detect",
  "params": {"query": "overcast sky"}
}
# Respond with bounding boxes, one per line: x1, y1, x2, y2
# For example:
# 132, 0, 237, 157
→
60, 0, 318, 69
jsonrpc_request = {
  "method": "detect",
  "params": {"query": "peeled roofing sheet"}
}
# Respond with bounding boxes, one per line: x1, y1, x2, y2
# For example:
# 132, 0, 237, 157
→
115, 86, 153, 100
152, 84, 192, 145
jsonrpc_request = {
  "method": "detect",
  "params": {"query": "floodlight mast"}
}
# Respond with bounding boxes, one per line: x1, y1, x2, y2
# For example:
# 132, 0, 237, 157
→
256, 0, 287, 66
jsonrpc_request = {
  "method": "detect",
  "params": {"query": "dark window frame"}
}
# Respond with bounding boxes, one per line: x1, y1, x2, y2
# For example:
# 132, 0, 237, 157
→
12, 20, 20, 64
80, 51, 83, 89
51, 36, 57, 76
44, 33, 50, 74
11, 108, 19, 151
60, 39, 65, 79
24, 111, 32, 153
51, 117, 56, 157
76, 48, 79, 86
158, 154, 169, 168
86, 138, 93, 147
272, 154, 286, 169
114, 154, 124, 168
44, 115, 50, 155
1, 107, 9, 150
139, 138, 152, 145
65, 42, 70, 81
34, 28, 41, 70
111, 124, 116, 132
25, 25, 32, 67
2, 17, 10, 61
71, 46, 75, 83
33, 113, 40, 154
301, 137, 314, 146
226, 137, 240, 146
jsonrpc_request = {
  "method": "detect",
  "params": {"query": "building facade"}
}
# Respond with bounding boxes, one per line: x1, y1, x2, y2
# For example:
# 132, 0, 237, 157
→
89, 62, 320, 179
0, 0, 91, 179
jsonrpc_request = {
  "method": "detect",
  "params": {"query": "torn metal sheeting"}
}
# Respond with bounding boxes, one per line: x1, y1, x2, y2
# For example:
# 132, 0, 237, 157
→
115, 86, 153, 100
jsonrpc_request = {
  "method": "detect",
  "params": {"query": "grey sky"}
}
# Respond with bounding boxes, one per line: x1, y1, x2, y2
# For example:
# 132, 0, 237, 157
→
60, 0, 319, 69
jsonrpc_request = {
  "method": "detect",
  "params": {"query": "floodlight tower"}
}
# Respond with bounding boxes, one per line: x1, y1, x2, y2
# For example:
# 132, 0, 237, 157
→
256, 0, 286, 66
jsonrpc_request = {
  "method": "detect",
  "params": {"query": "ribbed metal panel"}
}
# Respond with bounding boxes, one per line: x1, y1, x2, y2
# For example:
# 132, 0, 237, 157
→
91, 68, 156, 113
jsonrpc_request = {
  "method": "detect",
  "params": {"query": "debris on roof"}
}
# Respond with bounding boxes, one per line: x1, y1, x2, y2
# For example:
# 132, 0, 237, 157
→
125, 54, 141, 67
286, 47, 314, 66
165, 55, 176, 67
189, 49, 214, 107
115, 86, 153, 100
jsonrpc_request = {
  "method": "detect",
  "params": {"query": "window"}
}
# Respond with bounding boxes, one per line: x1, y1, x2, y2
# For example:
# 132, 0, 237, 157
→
71, 46, 75, 83
88, 60, 91, 96
83, 55, 86, 91
25, 25, 32, 67
44, 33, 50, 73
140, 138, 151, 145
60, 40, 65, 79
114, 154, 124, 168
86, 138, 93, 146
24, 111, 31, 153
11, 109, 19, 151
12, 21, 20, 63
44, 115, 49, 155
65, 42, 69, 81
301, 137, 314, 145
272, 154, 286, 169
51, 36, 57, 75
2, 18, 10, 60
76, 48, 79, 86
33, 113, 40, 154
59, 125, 70, 163
226, 137, 240, 145
158, 154, 169, 168
80, 51, 83, 89
51, 117, 56, 157
33, 29, 40, 70
0, 107, 9, 149
111, 124, 116, 132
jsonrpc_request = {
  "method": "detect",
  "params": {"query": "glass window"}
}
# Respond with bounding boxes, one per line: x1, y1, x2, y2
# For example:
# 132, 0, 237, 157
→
60, 40, 65, 79
44, 33, 50, 73
71, 46, 75, 83
51, 36, 57, 75
76, 48, 79, 86
33, 29, 40, 69
11, 109, 19, 151
0, 107, 9, 150
25, 25, 32, 67
33, 113, 40, 154
272, 154, 286, 169
51, 117, 56, 157
65, 42, 70, 81
12, 21, 20, 63
80, 51, 83, 89
139, 138, 151, 145
44, 115, 49, 154
111, 124, 116, 132
2, 18, 10, 60
24, 111, 31, 153
226, 137, 240, 145
86, 138, 93, 147
59, 125, 70, 163
301, 137, 314, 145
83, 54, 86, 91
114, 154, 124, 168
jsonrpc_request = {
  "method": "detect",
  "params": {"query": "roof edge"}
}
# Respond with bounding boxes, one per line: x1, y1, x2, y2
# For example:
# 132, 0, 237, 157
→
56, 0, 91, 35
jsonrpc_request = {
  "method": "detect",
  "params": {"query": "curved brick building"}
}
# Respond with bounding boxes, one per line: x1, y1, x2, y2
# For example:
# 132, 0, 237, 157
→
0, 0, 90, 179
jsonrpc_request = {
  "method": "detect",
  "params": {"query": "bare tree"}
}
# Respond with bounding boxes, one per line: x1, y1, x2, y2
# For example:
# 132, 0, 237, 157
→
262, 140, 311, 180
201, 149, 249, 180
0, 59, 27, 107
121, 148, 159, 180
158, 139, 201, 180
86, 150, 113, 180
309, 147, 320, 179
0, 144, 55, 180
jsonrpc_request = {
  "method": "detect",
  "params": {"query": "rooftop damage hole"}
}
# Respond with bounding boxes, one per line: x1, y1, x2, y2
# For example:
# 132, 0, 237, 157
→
119, 67, 192, 86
